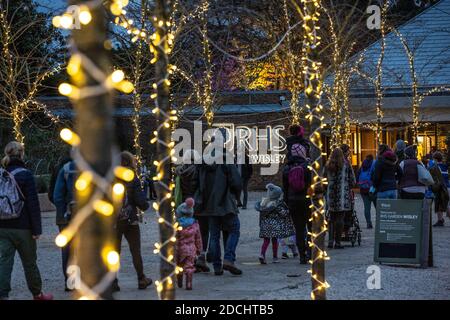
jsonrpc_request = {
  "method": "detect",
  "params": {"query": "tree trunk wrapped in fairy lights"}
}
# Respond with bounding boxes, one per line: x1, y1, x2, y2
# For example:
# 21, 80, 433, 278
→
299, 0, 330, 300
54, 0, 136, 300
69, 0, 116, 300
151, 0, 177, 300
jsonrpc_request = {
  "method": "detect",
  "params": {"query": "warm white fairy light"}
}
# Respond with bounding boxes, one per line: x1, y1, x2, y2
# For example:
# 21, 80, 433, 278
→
52, 0, 134, 300
299, 0, 330, 300
147, 8, 180, 299
0, 8, 62, 143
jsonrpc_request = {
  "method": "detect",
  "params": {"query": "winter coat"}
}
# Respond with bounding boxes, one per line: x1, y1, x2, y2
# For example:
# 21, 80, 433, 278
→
429, 164, 450, 212
176, 221, 202, 262
372, 155, 402, 192
121, 176, 149, 224
286, 135, 310, 161
175, 164, 198, 200
194, 151, 242, 217
326, 161, 356, 212
53, 160, 77, 226
356, 159, 374, 194
282, 156, 312, 202
255, 199, 295, 239
0, 158, 42, 235
48, 157, 71, 204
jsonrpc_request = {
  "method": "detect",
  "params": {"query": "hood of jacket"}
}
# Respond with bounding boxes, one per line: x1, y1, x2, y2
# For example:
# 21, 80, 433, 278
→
175, 164, 197, 177
5, 157, 26, 169
381, 151, 397, 166
256, 198, 279, 212
361, 159, 373, 171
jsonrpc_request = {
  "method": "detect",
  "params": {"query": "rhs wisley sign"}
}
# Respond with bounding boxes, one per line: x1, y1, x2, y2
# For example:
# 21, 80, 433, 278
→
172, 121, 288, 175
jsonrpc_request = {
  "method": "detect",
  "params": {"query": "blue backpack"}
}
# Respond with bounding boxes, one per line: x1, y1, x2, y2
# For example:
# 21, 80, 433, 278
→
358, 168, 372, 191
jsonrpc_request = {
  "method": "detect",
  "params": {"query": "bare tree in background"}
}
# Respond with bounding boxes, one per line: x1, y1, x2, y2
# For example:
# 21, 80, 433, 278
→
0, 1, 62, 143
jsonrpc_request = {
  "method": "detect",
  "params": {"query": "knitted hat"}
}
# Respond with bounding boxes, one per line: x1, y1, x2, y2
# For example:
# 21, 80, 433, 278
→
291, 143, 307, 159
383, 150, 397, 161
266, 183, 283, 200
405, 145, 417, 159
378, 144, 390, 156
395, 139, 406, 152
176, 198, 195, 218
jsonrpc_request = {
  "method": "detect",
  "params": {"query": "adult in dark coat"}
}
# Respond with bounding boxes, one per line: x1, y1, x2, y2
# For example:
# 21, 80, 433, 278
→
175, 149, 210, 272
0, 141, 52, 300
195, 147, 242, 276
372, 146, 402, 199
286, 124, 310, 161
282, 144, 312, 263
53, 160, 77, 290
113, 151, 151, 292
430, 152, 450, 227
238, 153, 253, 209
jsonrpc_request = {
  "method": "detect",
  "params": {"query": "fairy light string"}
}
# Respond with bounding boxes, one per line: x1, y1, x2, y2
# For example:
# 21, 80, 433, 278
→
394, 29, 450, 144
148, 0, 180, 299
200, 0, 214, 127
53, 0, 136, 300
374, 1, 389, 145
0, 8, 62, 143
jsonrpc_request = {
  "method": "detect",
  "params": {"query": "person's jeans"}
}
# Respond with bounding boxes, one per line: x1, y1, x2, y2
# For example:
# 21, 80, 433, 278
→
0, 229, 42, 298
360, 193, 375, 225
242, 178, 250, 208
208, 214, 240, 270
376, 190, 398, 200
115, 222, 145, 280
58, 225, 71, 283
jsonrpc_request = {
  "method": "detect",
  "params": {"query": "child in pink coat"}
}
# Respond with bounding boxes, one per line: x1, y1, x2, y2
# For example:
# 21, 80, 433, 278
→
175, 198, 202, 290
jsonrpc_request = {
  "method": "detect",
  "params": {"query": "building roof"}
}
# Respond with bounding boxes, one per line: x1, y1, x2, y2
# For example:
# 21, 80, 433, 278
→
355, 0, 450, 90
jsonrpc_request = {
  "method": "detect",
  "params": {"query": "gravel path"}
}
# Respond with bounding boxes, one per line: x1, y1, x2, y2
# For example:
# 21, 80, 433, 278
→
7, 192, 450, 300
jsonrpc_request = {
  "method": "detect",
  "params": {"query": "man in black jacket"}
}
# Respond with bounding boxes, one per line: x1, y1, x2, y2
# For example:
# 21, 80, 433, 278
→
195, 132, 243, 276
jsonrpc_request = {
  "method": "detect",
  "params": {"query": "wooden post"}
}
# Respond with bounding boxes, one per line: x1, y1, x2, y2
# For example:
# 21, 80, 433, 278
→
154, 0, 176, 300
70, 0, 115, 300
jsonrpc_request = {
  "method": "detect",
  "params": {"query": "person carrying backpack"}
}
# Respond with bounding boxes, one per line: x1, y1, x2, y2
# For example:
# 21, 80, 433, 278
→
357, 155, 375, 229
398, 145, 430, 200
282, 143, 312, 264
48, 148, 71, 205
0, 141, 53, 300
112, 151, 151, 292
53, 158, 77, 291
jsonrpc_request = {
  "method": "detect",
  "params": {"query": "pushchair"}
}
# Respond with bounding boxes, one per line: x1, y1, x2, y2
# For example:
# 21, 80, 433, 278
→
326, 191, 362, 247
341, 206, 362, 247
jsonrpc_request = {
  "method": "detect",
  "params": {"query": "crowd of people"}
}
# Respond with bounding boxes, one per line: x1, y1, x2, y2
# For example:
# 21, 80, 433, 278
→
0, 127, 449, 298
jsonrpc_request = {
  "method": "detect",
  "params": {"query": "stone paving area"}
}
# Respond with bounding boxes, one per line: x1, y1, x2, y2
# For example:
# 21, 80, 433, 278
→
7, 192, 450, 300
